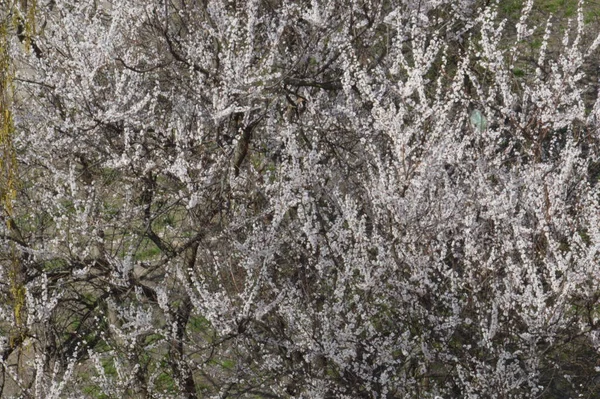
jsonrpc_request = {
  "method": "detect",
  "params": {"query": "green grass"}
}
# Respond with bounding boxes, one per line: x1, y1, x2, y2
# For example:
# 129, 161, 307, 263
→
499, 0, 600, 24
539, 0, 578, 17
155, 371, 177, 392
134, 238, 162, 261
144, 333, 164, 347
101, 357, 118, 378
82, 385, 110, 399
188, 314, 210, 333
500, 0, 525, 18
220, 359, 236, 370
512, 67, 525, 77
42, 258, 68, 272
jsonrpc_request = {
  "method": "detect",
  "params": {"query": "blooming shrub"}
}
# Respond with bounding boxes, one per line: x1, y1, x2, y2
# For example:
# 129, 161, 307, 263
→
1, 0, 600, 397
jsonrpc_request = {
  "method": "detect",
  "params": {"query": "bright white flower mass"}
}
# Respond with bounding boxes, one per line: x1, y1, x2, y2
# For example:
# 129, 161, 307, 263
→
2, 0, 600, 398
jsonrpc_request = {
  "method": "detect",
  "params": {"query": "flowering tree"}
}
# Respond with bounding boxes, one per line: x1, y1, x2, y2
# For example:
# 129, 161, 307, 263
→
2, 0, 600, 397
